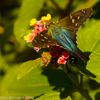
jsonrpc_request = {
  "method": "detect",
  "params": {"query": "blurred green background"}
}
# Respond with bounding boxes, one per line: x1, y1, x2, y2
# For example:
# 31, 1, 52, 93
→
0, 0, 100, 100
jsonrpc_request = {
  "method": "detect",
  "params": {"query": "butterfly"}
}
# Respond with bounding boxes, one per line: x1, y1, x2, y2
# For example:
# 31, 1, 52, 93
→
32, 8, 93, 62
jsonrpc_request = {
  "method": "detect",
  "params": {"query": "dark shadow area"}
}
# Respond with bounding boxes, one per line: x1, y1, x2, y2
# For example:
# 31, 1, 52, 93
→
0, 40, 16, 55
95, 92, 100, 100
88, 79, 100, 90
0, 69, 5, 76
41, 66, 76, 99
93, 1, 100, 19
0, 0, 20, 20
14, 48, 40, 63
40, 51, 97, 99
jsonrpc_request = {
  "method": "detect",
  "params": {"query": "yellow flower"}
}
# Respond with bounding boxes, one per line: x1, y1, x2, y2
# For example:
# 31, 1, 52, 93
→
47, 14, 51, 20
41, 52, 51, 66
24, 33, 35, 42
30, 18, 37, 26
24, 34, 30, 42
41, 14, 51, 22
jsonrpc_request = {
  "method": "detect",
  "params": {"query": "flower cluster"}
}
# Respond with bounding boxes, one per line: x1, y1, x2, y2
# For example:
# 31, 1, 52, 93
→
24, 14, 70, 65
24, 14, 51, 43
41, 46, 69, 66
41, 52, 51, 66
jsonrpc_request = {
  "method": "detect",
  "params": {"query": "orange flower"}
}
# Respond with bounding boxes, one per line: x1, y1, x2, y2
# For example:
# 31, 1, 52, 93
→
41, 52, 51, 66
24, 33, 36, 42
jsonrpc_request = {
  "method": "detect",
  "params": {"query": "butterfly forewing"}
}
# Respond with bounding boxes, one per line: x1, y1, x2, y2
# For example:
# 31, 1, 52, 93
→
58, 8, 93, 40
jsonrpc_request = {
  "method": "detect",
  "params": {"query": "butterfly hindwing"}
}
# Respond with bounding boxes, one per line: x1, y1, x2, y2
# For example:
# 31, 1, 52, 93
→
32, 31, 57, 48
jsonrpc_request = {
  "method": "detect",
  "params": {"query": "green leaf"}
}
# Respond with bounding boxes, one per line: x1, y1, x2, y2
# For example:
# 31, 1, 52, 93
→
0, 58, 75, 99
14, 0, 44, 47
84, 78, 100, 100
89, 90, 100, 100
37, 92, 60, 100
17, 58, 44, 80
87, 50, 100, 83
73, 0, 99, 11
71, 91, 85, 100
0, 52, 9, 70
54, 0, 68, 9
0, 59, 54, 96
77, 19, 100, 52
77, 19, 100, 82
38, 92, 72, 100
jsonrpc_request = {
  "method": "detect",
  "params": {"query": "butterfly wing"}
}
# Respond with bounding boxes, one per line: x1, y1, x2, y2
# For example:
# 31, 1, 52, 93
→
50, 8, 93, 62
32, 31, 58, 48
32, 8, 93, 48
51, 26, 78, 52
51, 26, 89, 62
58, 8, 93, 40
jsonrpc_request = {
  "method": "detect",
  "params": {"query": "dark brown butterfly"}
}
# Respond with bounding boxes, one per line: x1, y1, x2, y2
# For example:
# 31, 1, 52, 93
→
32, 8, 93, 48
32, 8, 93, 62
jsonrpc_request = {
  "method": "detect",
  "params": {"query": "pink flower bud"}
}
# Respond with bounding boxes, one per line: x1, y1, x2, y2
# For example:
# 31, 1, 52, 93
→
34, 47, 41, 52
57, 56, 67, 64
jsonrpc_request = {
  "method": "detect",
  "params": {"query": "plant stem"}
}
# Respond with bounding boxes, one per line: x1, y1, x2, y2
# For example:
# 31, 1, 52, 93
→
79, 73, 83, 86
50, 0, 62, 11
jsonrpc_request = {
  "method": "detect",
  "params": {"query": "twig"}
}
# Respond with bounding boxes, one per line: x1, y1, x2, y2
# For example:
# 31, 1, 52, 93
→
60, 0, 73, 18
50, 0, 62, 11
65, 0, 73, 13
